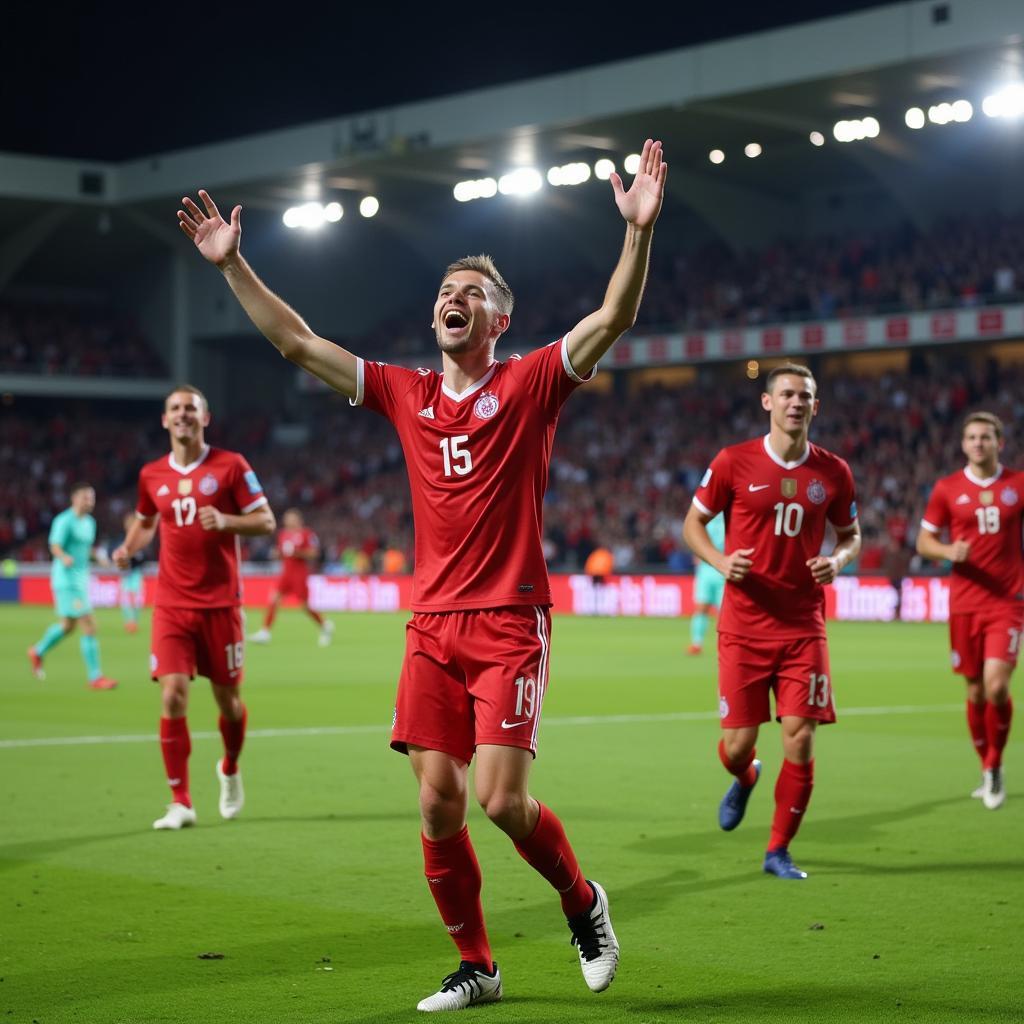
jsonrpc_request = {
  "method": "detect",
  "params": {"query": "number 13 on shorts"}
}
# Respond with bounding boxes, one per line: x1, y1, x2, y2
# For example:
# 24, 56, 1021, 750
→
807, 672, 831, 709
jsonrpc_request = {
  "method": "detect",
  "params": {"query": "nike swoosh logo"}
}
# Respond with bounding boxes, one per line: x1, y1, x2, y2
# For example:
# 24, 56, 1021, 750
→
500, 719, 530, 729
748, 484, 770, 492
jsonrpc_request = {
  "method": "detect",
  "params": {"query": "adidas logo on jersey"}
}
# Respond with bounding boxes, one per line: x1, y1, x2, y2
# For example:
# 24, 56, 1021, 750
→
955, 494, 970, 505
419, 406, 435, 419
157, 484, 170, 496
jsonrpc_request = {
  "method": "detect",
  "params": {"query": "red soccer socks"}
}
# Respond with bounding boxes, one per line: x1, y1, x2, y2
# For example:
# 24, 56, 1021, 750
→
159, 716, 192, 808
218, 705, 248, 776
422, 827, 493, 969
983, 698, 1013, 771
967, 699, 989, 764
263, 604, 278, 629
768, 759, 814, 852
513, 802, 593, 919
718, 739, 759, 789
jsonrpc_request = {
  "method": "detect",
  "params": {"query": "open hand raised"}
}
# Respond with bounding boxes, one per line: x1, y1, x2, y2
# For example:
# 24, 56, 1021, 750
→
610, 139, 667, 230
178, 190, 241, 267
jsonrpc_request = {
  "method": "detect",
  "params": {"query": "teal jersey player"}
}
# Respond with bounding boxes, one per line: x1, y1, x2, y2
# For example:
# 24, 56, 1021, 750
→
27, 483, 117, 690
689, 513, 725, 654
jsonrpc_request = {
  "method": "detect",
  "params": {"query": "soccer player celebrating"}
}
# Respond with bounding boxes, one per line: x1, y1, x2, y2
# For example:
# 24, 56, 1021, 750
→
113, 386, 275, 830
916, 411, 1023, 810
177, 137, 667, 1011
248, 507, 333, 647
687, 512, 725, 655
27, 482, 118, 690
683, 364, 860, 880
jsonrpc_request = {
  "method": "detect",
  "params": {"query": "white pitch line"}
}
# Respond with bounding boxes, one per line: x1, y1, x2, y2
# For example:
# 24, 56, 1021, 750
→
0, 704, 963, 751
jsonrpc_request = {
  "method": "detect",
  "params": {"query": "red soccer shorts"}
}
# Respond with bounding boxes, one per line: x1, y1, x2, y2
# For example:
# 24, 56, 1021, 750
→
150, 605, 245, 687
275, 567, 310, 602
717, 632, 836, 727
949, 610, 1024, 679
391, 606, 552, 764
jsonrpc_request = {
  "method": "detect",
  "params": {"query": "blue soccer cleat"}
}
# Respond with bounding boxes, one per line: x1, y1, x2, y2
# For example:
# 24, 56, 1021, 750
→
763, 847, 808, 880
718, 759, 761, 831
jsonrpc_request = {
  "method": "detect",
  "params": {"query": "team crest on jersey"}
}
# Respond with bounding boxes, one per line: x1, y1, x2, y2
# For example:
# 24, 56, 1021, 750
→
150, 652, 159, 673
1000, 486, 1018, 506
979, 490, 994, 506
719, 695, 730, 719
177, 479, 193, 496
781, 478, 797, 499
473, 391, 500, 420
807, 479, 827, 505
199, 473, 219, 496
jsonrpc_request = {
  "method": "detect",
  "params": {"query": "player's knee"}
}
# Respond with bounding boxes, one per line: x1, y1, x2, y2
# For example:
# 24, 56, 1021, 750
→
479, 790, 530, 831
722, 733, 755, 763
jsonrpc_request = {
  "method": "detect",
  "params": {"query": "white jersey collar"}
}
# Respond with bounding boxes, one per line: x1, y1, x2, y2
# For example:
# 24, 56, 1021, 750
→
964, 464, 1003, 487
168, 444, 211, 475
441, 363, 498, 403
762, 434, 810, 470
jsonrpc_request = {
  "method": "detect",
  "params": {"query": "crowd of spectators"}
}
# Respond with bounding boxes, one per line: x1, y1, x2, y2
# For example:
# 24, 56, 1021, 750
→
4, 351, 1021, 578
0, 303, 167, 377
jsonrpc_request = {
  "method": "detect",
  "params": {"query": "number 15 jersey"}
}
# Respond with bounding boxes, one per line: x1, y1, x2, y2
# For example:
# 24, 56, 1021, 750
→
693, 436, 857, 640
353, 337, 592, 612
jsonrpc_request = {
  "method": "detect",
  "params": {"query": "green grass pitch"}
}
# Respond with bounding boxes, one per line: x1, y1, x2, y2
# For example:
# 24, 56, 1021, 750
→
2, 605, 1020, 1023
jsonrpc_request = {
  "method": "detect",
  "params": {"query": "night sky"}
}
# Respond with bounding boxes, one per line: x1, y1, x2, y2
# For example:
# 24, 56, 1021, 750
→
7, 2, 894, 161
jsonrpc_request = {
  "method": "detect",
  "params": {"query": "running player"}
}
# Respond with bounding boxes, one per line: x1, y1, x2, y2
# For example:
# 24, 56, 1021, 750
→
916, 411, 1023, 810
119, 512, 146, 634
27, 482, 118, 690
683, 364, 861, 880
688, 512, 725, 655
112, 386, 275, 830
249, 507, 333, 646
177, 137, 666, 1011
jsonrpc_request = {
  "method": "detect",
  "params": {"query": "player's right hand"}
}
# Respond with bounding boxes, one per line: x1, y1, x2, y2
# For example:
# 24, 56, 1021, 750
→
721, 547, 755, 582
61, 553, 74, 568
948, 540, 970, 563
177, 190, 241, 268
111, 545, 130, 570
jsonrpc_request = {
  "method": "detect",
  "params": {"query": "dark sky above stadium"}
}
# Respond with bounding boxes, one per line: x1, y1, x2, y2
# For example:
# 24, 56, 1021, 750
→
9, 1, 894, 161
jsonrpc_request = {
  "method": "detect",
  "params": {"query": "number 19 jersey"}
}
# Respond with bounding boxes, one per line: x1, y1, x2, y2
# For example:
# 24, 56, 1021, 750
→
693, 435, 858, 639
353, 337, 592, 612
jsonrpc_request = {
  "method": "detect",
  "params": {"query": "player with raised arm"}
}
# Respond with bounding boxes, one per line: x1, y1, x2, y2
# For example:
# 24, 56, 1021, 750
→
27, 482, 118, 690
687, 512, 725, 655
915, 412, 1023, 810
177, 138, 666, 1012
112, 386, 275, 830
249, 507, 333, 647
683, 364, 861, 880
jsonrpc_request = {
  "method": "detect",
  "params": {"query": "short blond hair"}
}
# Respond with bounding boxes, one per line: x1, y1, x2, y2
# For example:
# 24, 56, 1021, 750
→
441, 255, 514, 315
165, 383, 209, 413
963, 411, 1003, 439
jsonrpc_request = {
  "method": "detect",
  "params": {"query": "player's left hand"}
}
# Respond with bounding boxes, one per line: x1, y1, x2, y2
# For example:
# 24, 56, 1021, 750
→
806, 555, 839, 585
611, 139, 667, 230
199, 506, 227, 532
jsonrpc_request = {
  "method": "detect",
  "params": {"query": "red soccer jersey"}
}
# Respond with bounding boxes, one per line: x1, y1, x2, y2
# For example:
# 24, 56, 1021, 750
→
693, 435, 858, 639
921, 465, 1024, 614
278, 527, 318, 575
136, 446, 268, 609
353, 337, 592, 611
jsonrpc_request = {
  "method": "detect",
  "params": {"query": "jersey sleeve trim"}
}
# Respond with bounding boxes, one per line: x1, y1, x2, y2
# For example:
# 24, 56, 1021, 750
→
349, 357, 365, 407
692, 496, 715, 517
561, 334, 597, 384
920, 518, 941, 534
240, 496, 269, 514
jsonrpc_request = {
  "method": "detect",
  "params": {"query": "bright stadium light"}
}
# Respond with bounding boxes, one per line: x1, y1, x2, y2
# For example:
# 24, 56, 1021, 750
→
594, 158, 616, 180
744, 142, 762, 158
709, 149, 725, 164
547, 162, 591, 187
833, 117, 880, 142
324, 202, 343, 222
623, 153, 641, 174
453, 177, 498, 202
928, 102, 953, 125
951, 99, 973, 122
809, 131, 825, 147
498, 167, 543, 196
905, 107, 926, 129
359, 196, 379, 218
982, 84, 1024, 118
283, 202, 327, 230
862, 116, 880, 138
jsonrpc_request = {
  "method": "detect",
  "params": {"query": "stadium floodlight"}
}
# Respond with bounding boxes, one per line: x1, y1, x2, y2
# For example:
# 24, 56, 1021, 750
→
708, 149, 725, 164
324, 202, 343, 222
623, 153, 641, 175
359, 197, 379, 218
283, 202, 328, 230
498, 168, 543, 196
905, 107, 926, 129
982, 84, 1024, 119
862, 117, 880, 138
744, 142, 762, 158
809, 131, 825, 147
928, 103, 954, 125
547, 162, 591, 187
453, 177, 498, 202
833, 117, 880, 142
594, 158, 616, 181
951, 99, 973, 122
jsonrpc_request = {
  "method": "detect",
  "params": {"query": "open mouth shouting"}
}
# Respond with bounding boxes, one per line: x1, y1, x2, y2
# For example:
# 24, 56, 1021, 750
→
442, 308, 470, 336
